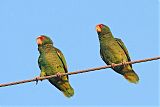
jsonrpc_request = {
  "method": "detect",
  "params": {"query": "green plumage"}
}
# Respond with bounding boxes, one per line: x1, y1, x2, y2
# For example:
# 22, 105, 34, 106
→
37, 35, 74, 97
96, 24, 139, 83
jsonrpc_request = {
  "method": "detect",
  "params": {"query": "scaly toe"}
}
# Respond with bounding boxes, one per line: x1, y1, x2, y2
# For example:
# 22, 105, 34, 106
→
56, 72, 62, 78
111, 63, 115, 68
122, 61, 127, 67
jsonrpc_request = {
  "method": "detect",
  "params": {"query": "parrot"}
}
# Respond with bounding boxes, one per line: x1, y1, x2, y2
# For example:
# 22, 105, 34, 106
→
96, 24, 139, 83
36, 35, 74, 97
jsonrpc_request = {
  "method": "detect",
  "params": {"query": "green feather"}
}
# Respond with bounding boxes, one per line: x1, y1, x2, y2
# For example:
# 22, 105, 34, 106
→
115, 38, 132, 68
37, 35, 74, 97
97, 24, 139, 83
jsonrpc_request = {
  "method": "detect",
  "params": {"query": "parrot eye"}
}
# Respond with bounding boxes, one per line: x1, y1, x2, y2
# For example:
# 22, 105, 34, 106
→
98, 24, 103, 28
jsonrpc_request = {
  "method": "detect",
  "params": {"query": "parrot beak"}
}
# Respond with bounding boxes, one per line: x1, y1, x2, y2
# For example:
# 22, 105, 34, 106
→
36, 36, 43, 45
96, 24, 103, 32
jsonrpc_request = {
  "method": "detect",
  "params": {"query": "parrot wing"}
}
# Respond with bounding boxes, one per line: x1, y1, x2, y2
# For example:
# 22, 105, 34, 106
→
115, 38, 132, 68
54, 47, 69, 79
100, 48, 110, 65
38, 55, 42, 70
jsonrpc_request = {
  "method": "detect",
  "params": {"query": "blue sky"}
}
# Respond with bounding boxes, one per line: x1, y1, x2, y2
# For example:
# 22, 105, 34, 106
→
0, 0, 159, 106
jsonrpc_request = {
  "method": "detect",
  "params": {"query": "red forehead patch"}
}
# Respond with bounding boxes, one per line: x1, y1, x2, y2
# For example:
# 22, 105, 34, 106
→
37, 36, 45, 41
97, 24, 103, 28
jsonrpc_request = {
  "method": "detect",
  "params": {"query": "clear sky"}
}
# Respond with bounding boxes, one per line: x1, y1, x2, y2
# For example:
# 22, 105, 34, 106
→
0, 0, 159, 106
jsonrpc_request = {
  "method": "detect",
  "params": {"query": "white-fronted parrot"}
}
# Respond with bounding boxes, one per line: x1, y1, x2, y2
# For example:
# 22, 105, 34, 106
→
36, 35, 74, 97
96, 24, 139, 83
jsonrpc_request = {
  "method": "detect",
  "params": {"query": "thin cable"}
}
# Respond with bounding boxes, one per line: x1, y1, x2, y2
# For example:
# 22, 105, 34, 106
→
0, 56, 159, 87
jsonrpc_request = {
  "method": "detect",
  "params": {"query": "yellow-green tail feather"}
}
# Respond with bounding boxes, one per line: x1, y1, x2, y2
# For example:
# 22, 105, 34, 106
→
61, 82, 74, 98
49, 79, 74, 98
123, 70, 139, 84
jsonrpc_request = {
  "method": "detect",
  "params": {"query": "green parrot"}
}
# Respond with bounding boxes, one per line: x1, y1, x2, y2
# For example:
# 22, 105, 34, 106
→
36, 35, 74, 97
96, 24, 139, 83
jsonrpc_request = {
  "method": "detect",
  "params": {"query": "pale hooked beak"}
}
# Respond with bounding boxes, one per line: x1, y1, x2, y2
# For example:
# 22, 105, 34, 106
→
96, 24, 102, 32
36, 37, 43, 45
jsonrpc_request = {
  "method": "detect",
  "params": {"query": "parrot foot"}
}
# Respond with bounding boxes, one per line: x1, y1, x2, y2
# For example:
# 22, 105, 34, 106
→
34, 76, 41, 85
122, 61, 127, 67
111, 63, 116, 68
56, 72, 63, 78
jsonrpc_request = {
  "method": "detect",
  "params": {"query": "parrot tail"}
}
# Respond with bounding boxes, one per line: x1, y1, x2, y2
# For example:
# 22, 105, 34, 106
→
49, 79, 74, 98
123, 70, 139, 84
61, 82, 74, 98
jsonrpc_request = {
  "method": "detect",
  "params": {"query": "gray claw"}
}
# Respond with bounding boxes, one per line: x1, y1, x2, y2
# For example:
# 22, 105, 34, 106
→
35, 76, 40, 85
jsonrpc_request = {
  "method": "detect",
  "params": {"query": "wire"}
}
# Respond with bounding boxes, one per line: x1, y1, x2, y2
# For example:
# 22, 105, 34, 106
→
0, 56, 159, 87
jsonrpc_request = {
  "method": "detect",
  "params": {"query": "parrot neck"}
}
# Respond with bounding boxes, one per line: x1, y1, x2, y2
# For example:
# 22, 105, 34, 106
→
99, 33, 114, 43
38, 44, 53, 54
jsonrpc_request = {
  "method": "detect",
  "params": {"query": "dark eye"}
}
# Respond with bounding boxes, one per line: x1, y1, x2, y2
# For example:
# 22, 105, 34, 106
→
99, 24, 103, 28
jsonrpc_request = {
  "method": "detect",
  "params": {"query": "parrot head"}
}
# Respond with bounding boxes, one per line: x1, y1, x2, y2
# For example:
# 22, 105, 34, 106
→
36, 35, 53, 46
96, 24, 111, 36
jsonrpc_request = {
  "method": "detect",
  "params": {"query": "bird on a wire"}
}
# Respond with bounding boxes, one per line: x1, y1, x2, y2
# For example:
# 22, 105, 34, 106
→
96, 24, 139, 83
36, 35, 74, 97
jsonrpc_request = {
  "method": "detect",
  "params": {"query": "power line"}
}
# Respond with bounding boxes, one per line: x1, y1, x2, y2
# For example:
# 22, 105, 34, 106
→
0, 56, 159, 87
